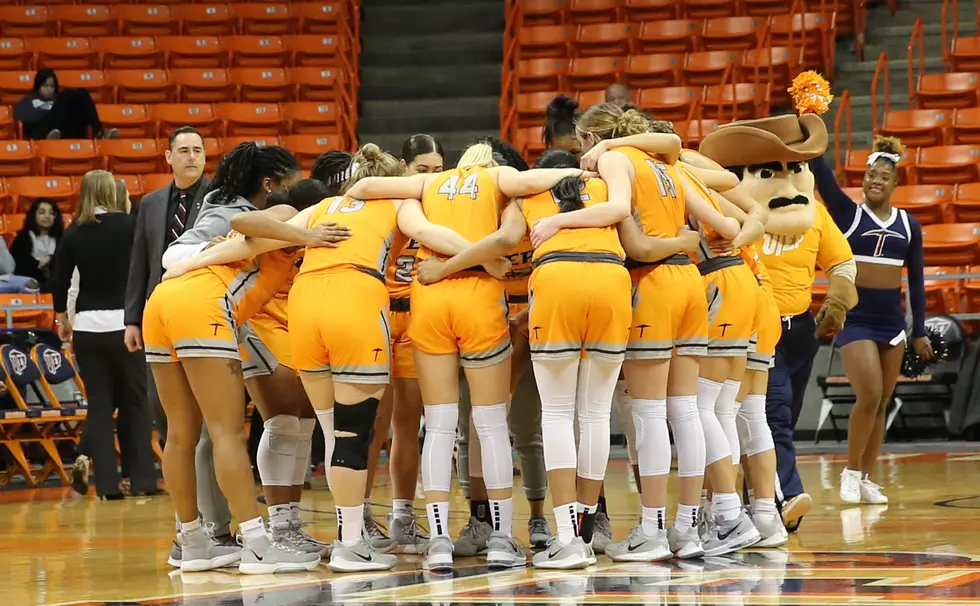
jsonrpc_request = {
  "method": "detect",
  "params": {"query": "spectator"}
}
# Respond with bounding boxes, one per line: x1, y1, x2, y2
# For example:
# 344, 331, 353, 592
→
604, 83, 631, 107
11, 198, 65, 292
13, 69, 119, 140
0, 236, 39, 294
52, 172, 157, 500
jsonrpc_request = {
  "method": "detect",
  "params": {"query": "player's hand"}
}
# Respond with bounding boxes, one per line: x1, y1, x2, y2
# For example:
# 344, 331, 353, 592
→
305, 222, 351, 247
531, 216, 563, 248
675, 225, 701, 254
56, 318, 72, 343
416, 258, 447, 284
579, 141, 609, 172
124, 325, 144, 352
162, 259, 193, 281
204, 235, 226, 249
706, 235, 735, 256
484, 257, 512, 280
913, 336, 935, 360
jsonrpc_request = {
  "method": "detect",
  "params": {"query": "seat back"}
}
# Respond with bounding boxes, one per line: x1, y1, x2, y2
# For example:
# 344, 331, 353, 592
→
171, 68, 235, 103
95, 36, 163, 70
31, 343, 85, 407
0, 141, 36, 178
0, 344, 43, 408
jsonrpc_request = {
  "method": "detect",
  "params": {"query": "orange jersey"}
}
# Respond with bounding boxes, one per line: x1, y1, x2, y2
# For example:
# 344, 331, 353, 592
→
615, 146, 687, 239
501, 237, 533, 297
417, 167, 501, 262
678, 164, 742, 262
520, 178, 625, 260
259, 255, 303, 326
297, 195, 405, 280
386, 238, 420, 298
208, 247, 299, 325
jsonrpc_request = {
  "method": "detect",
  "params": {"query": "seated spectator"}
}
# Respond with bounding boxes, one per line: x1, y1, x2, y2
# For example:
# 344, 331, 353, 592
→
0, 236, 39, 294
13, 69, 118, 140
11, 199, 65, 292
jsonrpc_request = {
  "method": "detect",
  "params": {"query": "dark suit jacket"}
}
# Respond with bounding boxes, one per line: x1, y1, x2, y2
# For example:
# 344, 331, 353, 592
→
124, 176, 210, 326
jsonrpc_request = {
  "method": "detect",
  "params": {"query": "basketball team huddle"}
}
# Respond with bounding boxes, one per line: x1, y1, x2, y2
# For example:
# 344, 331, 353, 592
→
145, 97, 864, 576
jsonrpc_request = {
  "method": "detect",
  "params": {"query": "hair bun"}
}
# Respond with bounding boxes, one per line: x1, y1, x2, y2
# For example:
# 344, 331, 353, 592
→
358, 142, 383, 161
547, 94, 579, 119
872, 136, 904, 157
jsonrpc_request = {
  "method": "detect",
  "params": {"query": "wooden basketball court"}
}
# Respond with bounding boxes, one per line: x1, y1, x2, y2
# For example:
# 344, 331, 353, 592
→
3, 451, 979, 605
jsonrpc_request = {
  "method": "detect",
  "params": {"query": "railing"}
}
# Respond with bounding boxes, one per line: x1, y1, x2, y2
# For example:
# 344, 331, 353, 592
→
0, 304, 52, 331
499, 0, 522, 142
870, 51, 890, 133
908, 16, 925, 108
854, 0, 868, 62
941, 0, 959, 71
706, 63, 738, 122
833, 89, 852, 184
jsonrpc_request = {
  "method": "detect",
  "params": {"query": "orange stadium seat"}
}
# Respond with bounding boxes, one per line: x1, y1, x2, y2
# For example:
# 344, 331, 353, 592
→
0, 72, 34, 105
565, 56, 625, 91
701, 82, 769, 120
576, 89, 607, 107
0, 6, 56, 38
682, 0, 737, 19
228, 35, 290, 68
837, 186, 863, 204
95, 37, 163, 70
889, 185, 953, 226
0, 142, 36, 178
950, 37, 980, 73
221, 135, 279, 154
951, 107, 980, 145
280, 134, 341, 169
114, 5, 179, 37
218, 102, 287, 136
682, 50, 741, 86
952, 183, 980, 222
233, 68, 294, 103
673, 118, 721, 146
36, 140, 101, 176
635, 20, 700, 55
517, 58, 569, 93
843, 148, 913, 186
739, 46, 801, 106
624, 53, 682, 89
522, 0, 566, 26
638, 86, 700, 121
920, 223, 980, 266
293, 3, 349, 35
915, 72, 980, 110
58, 5, 116, 37
573, 23, 635, 57
114, 173, 143, 201
99, 138, 163, 174
289, 67, 350, 104
28, 38, 99, 71
201, 136, 221, 172
234, 3, 293, 36
518, 26, 575, 59
282, 102, 342, 135
0, 107, 17, 140
159, 36, 229, 69
567, 0, 621, 25
517, 92, 559, 127
141, 173, 174, 194
150, 103, 222, 138
701, 17, 763, 51
171, 68, 236, 103
58, 69, 112, 103
6, 176, 75, 211
286, 35, 348, 68
174, 4, 237, 36
110, 69, 176, 104
624, 0, 680, 22
914, 145, 980, 185
877, 109, 951, 149
741, 0, 795, 16
0, 182, 11, 212
515, 126, 547, 157
769, 13, 832, 74
0, 39, 32, 71
96, 104, 156, 138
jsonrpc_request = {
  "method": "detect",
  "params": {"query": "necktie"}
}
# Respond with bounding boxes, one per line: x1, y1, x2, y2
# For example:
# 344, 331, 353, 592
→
170, 191, 188, 242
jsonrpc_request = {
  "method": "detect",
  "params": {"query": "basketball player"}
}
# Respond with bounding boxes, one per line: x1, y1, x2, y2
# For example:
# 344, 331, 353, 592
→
544, 95, 582, 157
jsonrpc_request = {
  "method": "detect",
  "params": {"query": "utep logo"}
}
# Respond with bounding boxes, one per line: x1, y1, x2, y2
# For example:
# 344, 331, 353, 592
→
43, 349, 62, 375
762, 232, 804, 257
8, 349, 27, 376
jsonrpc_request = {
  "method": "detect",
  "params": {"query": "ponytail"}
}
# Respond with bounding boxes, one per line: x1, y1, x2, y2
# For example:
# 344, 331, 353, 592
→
552, 176, 586, 214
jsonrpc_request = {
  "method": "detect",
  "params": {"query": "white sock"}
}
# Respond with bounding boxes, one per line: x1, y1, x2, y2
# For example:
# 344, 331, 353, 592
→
337, 505, 364, 545
641, 506, 666, 536
239, 516, 267, 543
717, 380, 741, 465
754, 497, 777, 517
180, 517, 202, 534
712, 492, 741, 522
675, 503, 700, 529
268, 503, 292, 529
393, 498, 414, 518
289, 501, 302, 525
314, 408, 335, 491
472, 403, 513, 491
426, 501, 451, 538
293, 418, 316, 485
553, 503, 578, 546
490, 497, 514, 536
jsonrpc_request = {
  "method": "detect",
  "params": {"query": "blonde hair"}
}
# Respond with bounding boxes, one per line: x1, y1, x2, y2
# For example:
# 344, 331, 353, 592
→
577, 102, 650, 141
342, 143, 403, 192
457, 142, 498, 170
648, 119, 676, 135
75, 170, 121, 225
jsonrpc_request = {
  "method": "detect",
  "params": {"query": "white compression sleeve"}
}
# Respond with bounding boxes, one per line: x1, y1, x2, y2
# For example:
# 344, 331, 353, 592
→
533, 358, 579, 472
422, 404, 458, 493
575, 358, 619, 481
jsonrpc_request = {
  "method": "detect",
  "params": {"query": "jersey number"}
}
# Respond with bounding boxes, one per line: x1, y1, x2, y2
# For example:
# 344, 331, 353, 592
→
645, 159, 677, 198
325, 197, 365, 214
394, 255, 415, 282
438, 173, 480, 200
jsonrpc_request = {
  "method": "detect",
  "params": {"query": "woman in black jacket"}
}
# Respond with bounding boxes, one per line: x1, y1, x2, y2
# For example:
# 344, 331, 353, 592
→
13, 69, 118, 140
11, 198, 64, 292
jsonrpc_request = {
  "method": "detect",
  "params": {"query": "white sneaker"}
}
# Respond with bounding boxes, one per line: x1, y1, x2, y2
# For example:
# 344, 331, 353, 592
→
239, 534, 320, 574
388, 512, 428, 554
532, 536, 592, 570
179, 527, 242, 572
666, 523, 705, 559
605, 524, 672, 562
486, 532, 527, 569
859, 477, 888, 504
701, 511, 760, 557
422, 535, 455, 572
752, 511, 789, 548
840, 468, 862, 504
328, 537, 397, 573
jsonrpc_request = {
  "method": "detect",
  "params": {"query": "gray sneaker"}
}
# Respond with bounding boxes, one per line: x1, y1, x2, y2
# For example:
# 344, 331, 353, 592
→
179, 527, 242, 572
486, 532, 527, 569
422, 535, 455, 572
532, 536, 592, 570
528, 517, 551, 549
328, 537, 397, 572
667, 523, 705, 559
453, 516, 492, 557
363, 515, 394, 551
167, 541, 181, 568
389, 512, 428, 554
702, 511, 761, 557
592, 512, 613, 554
752, 511, 789, 548
239, 534, 321, 574
606, 523, 672, 562
289, 519, 332, 557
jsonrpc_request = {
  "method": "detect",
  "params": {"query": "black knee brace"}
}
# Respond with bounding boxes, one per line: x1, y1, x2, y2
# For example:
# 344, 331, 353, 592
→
330, 397, 379, 471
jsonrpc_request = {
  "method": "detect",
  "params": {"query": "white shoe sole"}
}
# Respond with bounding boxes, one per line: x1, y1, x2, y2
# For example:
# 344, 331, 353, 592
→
167, 556, 181, 568
703, 527, 761, 557
674, 542, 705, 559
755, 531, 789, 548
239, 558, 320, 575
327, 556, 396, 573
608, 547, 673, 563
533, 554, 591, 570
486, 550, 528, 569
181, 551, 242, 572
422, 554, 454, 572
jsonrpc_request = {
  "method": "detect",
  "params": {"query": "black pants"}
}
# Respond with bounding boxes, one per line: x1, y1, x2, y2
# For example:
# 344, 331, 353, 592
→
26, 88, 104, 140
74, 330, 156, 496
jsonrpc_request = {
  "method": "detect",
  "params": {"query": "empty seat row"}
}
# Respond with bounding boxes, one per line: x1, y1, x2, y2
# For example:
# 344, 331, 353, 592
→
949, 37, 980, 73
914, 72, 980, 111
837, 183, 980, 227
517, 0, 857, 23
876, 108, 980, 148
841, 145, 980, 188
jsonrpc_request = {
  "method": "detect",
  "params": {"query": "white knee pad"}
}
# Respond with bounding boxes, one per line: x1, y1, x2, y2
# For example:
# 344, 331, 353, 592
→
534, 359, 579, 473
716, 380, 741, 466
422, 404, 458, 493
292, 418, 316, 486
667, 394, 706, 478
575, 358, 617, 481
737, 393, 774, 457
612, 380, 637, 465
258, 415, 300, 487
631, 398, 671, 477
697, 378, 731, 466
472, 403, 513, 491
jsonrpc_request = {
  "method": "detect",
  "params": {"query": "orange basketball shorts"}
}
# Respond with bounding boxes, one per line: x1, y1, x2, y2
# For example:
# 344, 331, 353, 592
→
143, 269, 241, 363
408, 274, 511, 369
288, 269, 391, 384
240, 303, 292, 380
528, 261, 631, 363
627, 263, 708, 360
748, 284, 782, 372
389, 306, 416, 380
703, 262, 759, 358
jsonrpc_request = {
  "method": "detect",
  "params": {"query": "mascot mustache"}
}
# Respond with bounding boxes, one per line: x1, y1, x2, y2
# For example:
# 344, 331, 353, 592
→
768, 195, 810, 210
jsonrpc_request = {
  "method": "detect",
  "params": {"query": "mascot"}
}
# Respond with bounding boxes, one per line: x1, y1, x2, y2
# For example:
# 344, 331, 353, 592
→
697, 73, 858, 531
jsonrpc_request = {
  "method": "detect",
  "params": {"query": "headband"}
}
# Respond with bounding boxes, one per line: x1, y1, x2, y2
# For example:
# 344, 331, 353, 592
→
867, 151, 901, 166
325, 161, 359, 185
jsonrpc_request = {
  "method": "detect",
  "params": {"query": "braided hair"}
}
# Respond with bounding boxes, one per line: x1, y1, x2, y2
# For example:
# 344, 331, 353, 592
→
311, 150, 354, 196
209, 142, 300, 207
487, 138, 530, 171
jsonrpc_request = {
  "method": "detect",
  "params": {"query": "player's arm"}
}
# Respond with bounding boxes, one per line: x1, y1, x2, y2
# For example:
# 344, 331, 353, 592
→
493, 165, 594, 198
581, 132, 682, 168
617, 216, 699, 263
229, 205, 329, 245
345, 173, 429, 201
683, 176, 741, 241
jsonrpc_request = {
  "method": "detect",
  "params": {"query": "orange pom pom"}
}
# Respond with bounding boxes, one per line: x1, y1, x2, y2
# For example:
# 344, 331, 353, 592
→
788, 71, 834, 116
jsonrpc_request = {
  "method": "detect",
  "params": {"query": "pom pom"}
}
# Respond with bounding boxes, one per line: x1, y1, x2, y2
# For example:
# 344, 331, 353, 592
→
901, 326, 949, 379
788, 71, 834, 116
